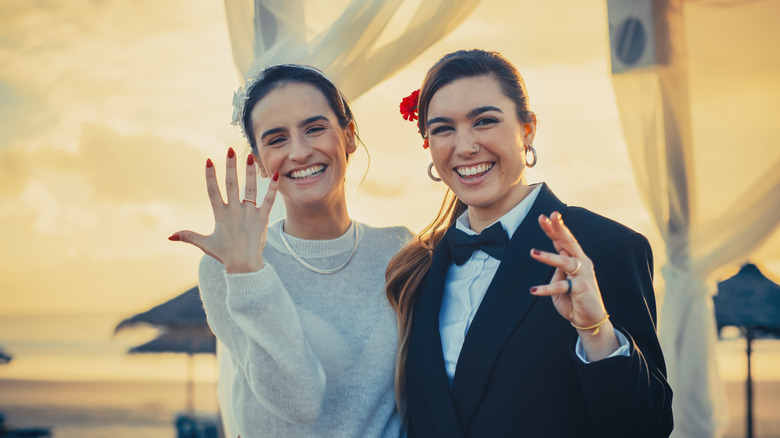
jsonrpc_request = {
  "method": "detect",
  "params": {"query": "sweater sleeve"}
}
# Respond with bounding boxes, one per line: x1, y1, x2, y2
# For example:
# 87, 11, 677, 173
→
198, 255, 326, 423
572, 231, 674, 437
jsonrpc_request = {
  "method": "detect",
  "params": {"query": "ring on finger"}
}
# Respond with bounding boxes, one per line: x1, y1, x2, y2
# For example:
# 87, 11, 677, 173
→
565, 278, 573, 295
242, 198, 257, 206
566, 258, 582, 277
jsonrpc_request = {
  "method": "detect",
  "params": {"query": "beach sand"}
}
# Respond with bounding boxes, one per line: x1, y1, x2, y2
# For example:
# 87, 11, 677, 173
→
0, 379, 219, 438
723, 380, 780, 438
2, 378, 779, 437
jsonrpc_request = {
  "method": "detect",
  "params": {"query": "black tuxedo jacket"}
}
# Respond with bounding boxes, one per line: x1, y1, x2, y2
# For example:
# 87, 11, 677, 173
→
405, 184, 673, 438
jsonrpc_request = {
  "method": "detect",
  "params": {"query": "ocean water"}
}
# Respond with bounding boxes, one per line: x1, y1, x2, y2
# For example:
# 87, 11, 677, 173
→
0, 312, 220, 437
0, 312, 218, 383
2, 400, 173, 438
3, 312, 780, 383
3, 312, 780, 437
0, 379, 220, 438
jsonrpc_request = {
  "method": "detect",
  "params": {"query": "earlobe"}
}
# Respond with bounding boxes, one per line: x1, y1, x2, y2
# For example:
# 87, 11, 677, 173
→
523, 118, 537, 145
345, 122, 358, 154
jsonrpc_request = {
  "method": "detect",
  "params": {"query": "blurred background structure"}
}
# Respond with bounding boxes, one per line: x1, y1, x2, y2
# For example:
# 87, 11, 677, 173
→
714, 264, 780, 438
0, 347, 11, 366
606, 1, 780, 436
115, 286, 216, 415
114, 287, 218, 438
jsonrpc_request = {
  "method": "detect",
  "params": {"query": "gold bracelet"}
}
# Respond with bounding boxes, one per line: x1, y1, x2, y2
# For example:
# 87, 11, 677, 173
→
570, 313, 610, 336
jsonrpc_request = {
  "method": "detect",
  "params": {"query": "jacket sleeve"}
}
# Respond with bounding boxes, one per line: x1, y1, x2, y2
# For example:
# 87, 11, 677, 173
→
198, 255, 326, 423
572, 231, 674, 438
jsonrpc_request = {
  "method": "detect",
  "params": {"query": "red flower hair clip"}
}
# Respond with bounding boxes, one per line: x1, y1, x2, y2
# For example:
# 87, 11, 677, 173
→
399, 89, 429, 149
399, 89, 419, 121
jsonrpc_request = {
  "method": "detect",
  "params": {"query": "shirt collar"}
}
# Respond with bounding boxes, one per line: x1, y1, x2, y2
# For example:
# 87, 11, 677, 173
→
455, 183, 542, 239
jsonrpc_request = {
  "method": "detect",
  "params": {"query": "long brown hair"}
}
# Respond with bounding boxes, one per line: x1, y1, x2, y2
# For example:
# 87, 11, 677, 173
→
385, 190, 466, 414
385, 49, 534, 414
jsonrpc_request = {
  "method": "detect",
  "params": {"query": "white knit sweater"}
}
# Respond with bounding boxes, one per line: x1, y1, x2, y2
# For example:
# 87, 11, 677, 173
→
199, 220, 412, 437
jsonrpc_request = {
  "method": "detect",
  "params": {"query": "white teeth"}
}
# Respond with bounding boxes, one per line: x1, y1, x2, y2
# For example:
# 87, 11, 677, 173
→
456, 163, 493, 178
290, 164, 325, 179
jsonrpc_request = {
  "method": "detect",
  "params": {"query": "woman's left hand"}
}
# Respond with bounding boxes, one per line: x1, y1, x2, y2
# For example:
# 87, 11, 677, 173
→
529, 211, 619, 360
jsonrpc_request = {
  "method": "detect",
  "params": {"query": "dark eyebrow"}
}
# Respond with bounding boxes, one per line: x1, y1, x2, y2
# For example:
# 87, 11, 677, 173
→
260, 115, 329, 141
426, 116, 453, 127
427, 106, 503, 127
260, 127, 286, 141
299, 115, 329, 128
467, 106, 502, 119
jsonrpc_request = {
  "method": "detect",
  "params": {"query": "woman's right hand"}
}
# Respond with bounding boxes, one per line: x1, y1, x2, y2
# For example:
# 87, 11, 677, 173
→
169, 147, 279, 273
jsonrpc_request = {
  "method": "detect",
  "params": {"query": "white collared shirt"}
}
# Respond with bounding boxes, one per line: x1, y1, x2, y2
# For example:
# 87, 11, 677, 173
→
439, 184, 628, 386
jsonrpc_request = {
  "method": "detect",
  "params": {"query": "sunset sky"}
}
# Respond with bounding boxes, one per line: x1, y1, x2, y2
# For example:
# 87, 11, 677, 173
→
1, 0, 778, 318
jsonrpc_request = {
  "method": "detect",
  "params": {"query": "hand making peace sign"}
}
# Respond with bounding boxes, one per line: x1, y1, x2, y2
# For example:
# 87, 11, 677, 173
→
529, 211, 620, 360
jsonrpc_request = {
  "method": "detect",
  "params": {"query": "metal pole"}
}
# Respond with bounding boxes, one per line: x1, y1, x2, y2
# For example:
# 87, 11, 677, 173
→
187, 352, 195, 416
746, 327, 754, 438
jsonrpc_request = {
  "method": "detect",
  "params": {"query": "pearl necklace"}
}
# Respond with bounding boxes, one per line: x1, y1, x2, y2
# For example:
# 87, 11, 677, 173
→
279, 221, 359, 275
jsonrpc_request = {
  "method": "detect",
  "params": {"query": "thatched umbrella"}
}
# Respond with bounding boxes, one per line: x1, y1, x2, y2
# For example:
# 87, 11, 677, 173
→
0, 346, 11, 365
115, 286, 216, 414
714, 263, 780, 438
115, 286, 213, 331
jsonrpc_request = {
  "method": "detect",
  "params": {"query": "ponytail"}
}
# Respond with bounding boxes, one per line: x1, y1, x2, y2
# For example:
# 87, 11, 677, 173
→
385, 189, 466, 416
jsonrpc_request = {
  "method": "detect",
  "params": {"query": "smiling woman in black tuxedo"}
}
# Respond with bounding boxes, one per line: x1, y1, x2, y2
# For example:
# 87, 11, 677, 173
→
386, 49, 673, 438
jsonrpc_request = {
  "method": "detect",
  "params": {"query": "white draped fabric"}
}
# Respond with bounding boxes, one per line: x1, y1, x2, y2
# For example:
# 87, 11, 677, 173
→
610, 0, 780, 436
217, 1, 480, 435
224, 0, 481, 98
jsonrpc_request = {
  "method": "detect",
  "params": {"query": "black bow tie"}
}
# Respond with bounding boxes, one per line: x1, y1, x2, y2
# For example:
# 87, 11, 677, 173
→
446, 222, 510, 266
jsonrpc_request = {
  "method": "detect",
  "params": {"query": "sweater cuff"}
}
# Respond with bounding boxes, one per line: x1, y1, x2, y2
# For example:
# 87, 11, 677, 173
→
223, 263, 284, 297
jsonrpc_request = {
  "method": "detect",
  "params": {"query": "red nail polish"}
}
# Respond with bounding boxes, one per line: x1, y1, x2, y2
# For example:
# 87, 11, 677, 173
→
206, 159, 213, 168
531, 248, 541, 256
228, 147, 235, 159
272, 171, 279, 181
530, 287, 538, 293
168, 234, 180, 241
247, 154, 254, 165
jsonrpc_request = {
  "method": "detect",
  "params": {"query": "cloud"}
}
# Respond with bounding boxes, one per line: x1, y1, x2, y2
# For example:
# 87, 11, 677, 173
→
422, 0, 609, 67
0, 123, 217, 314
1, 123, 209, 203
72, 123, 211, 204
0, 0, 241, 155
20, 180, 97, 235
0, 122, 218, 287
0, 0, 254, 315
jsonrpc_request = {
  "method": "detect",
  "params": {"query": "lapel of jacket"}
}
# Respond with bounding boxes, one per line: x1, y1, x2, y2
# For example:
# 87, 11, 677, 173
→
409, 232, 465, 438
449, 183, 567, 430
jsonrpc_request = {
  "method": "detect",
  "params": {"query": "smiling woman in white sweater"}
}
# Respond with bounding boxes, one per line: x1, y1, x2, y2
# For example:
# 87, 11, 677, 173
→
171, 64, 411, 437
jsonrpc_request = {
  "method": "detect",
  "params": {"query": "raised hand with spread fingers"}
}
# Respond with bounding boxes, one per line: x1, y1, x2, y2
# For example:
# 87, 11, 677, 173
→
169, 147, 278, 274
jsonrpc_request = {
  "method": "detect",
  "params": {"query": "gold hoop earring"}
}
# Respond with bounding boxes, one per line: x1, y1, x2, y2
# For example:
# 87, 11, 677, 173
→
427, 162, 442, 182
525, 144, 537, 168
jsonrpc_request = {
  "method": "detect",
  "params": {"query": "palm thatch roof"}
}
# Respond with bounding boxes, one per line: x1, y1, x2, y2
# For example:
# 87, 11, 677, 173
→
0, 346, 11, 365
115, 286, 216, 355
714, 263, 780, 337
115, 286, 208, 332
114, 286, 217, 416
129, 326, 216, 355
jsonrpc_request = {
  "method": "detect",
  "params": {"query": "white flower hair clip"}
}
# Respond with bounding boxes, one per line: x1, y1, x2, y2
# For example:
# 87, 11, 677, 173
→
231, 85, 246, 130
